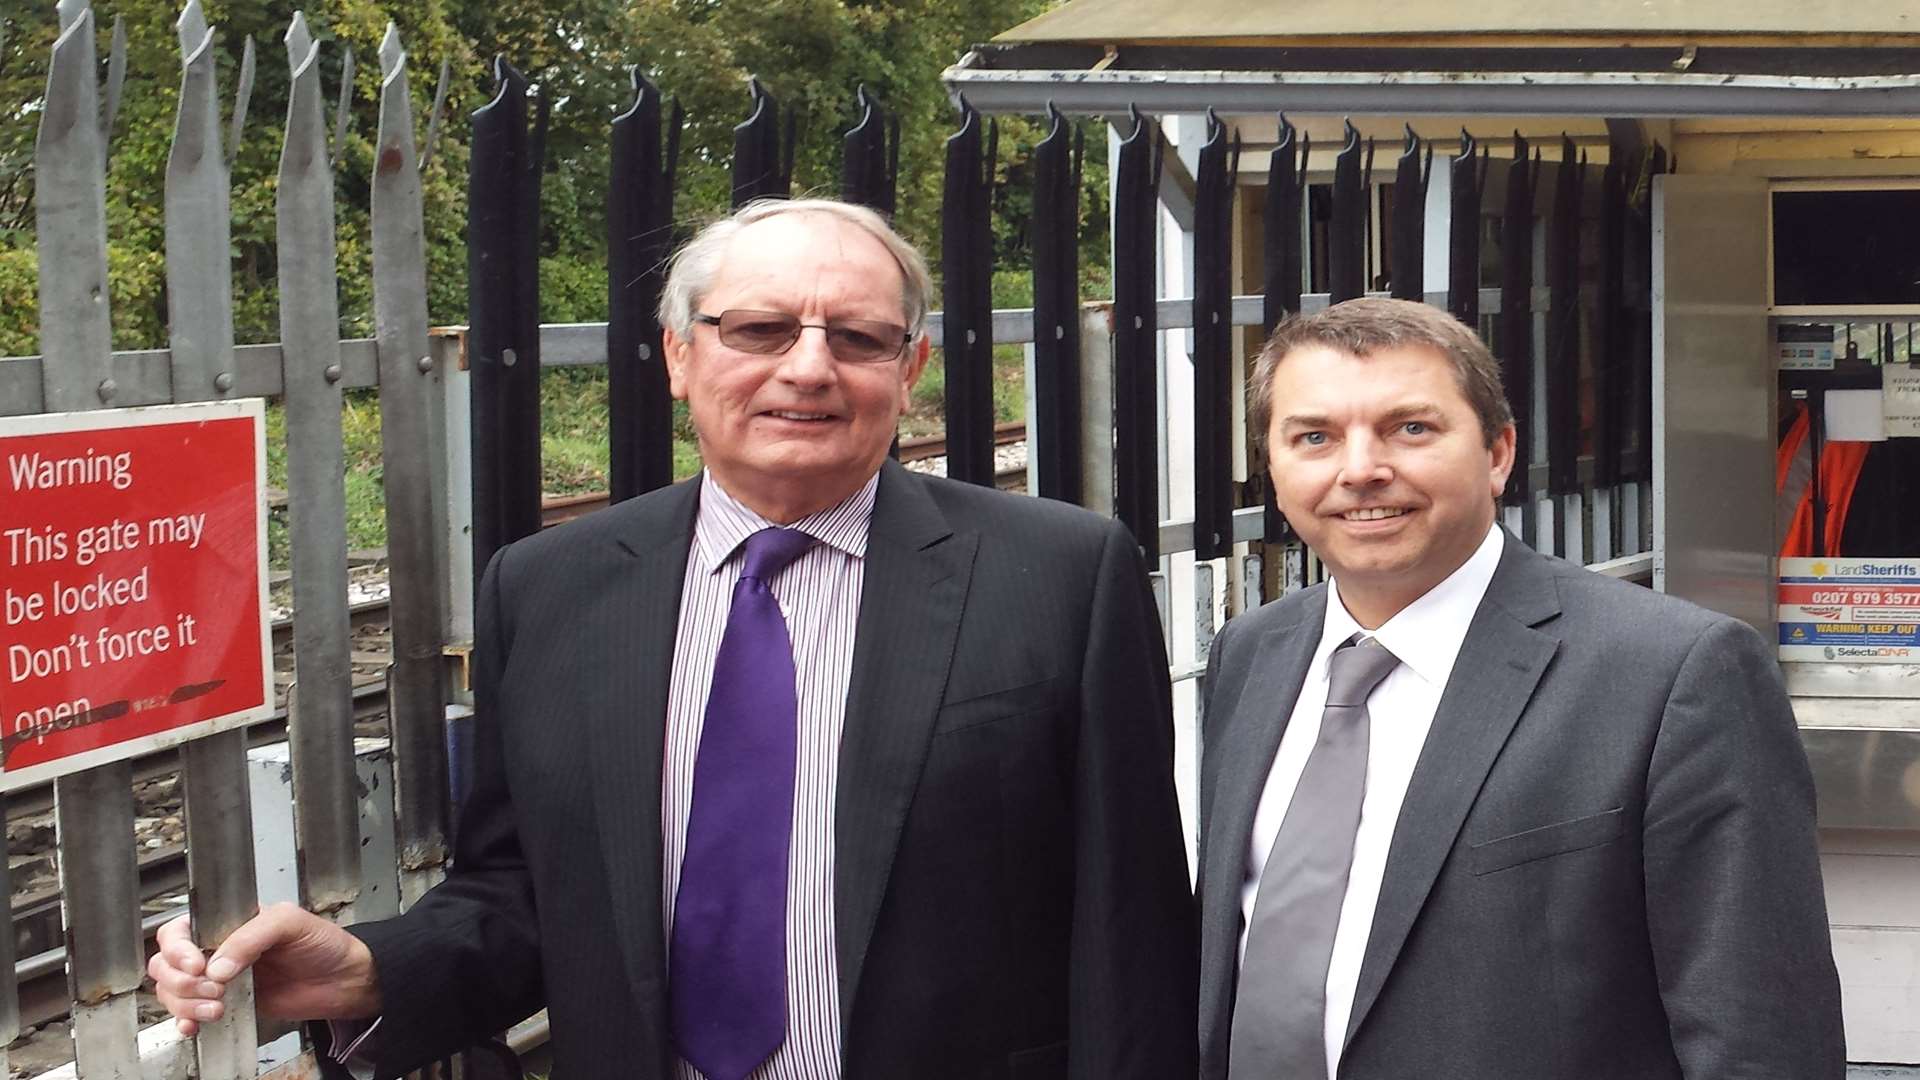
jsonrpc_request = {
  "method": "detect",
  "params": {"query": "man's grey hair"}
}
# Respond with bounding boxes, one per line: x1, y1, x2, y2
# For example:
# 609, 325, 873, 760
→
657, 198, 934, 344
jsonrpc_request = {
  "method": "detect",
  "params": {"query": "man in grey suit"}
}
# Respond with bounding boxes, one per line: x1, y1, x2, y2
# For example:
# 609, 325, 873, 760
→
1198, 298, 1843, 1079
151, 199, 1198, 1079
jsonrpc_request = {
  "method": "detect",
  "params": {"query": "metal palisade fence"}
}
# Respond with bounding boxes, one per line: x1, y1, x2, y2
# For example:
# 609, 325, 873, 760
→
4, 3, 451, 1076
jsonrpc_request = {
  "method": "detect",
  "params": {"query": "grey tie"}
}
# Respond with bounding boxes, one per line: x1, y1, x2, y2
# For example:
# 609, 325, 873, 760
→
1229, 635, 1400, 1080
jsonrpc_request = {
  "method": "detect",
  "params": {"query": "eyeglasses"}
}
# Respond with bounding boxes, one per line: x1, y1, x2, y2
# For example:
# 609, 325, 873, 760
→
694, 309, 911, 365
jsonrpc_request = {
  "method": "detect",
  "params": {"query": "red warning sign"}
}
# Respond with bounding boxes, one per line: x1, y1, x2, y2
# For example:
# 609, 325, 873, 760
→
0, 400, 270, 789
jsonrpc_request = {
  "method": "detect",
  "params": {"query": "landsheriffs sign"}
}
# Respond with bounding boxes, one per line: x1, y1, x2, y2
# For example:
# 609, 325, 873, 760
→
1779, 557, 1920, 663
0, 400, 270, 789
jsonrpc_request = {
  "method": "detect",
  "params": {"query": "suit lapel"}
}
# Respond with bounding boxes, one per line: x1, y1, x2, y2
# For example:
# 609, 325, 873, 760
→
834, 461, 974, 1024
1197, 590, 1324, 1075
585, 477, 699, 1052
1342, 539, 1563, 1053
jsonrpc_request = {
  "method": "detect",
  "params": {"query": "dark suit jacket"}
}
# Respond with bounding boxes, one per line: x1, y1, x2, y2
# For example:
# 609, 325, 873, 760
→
349, 461, 1198, 1079
1196, 535, 1844, 1079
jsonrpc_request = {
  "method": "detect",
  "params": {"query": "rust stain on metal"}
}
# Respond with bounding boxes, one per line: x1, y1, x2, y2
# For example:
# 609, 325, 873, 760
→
430, 325, 471, 370
308, 889, 357, 916
400, 840, 450, 871
1087, 300, 1117, 334
71, 981, 119, 1007
444, 643, 473, 693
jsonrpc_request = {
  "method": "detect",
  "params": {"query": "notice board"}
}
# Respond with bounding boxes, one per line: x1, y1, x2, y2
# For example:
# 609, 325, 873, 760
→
1779, 556, 1920, 663
1, 400, 271, 789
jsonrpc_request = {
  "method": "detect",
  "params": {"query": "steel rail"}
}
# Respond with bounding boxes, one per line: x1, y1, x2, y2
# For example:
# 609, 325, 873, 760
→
4, 651, 390, 822
539, 422, 1032, 529
12, 853, 191, 1031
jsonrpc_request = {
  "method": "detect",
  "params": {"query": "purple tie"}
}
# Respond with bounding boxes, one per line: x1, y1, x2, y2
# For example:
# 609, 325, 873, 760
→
670, 526, 817, 1080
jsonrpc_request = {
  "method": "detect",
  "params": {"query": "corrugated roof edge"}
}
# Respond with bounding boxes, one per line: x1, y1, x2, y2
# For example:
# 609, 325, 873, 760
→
941, 52, 1920, 119
991, 0, 1920, 46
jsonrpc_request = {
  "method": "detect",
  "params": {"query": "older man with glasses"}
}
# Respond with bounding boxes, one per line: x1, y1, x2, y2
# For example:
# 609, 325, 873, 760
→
148, 199, 1199, 1080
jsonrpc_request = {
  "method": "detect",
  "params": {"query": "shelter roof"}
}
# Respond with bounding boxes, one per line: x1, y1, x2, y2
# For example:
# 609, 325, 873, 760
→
953, 2, 1920, 117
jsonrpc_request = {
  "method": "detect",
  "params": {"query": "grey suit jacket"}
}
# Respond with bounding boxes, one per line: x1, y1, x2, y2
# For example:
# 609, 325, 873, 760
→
1196, 534, 1844, 1079
349, 461, 1199, 1079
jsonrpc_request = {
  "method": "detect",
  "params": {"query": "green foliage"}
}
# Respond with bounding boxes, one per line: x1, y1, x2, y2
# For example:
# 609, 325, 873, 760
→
9, 0, 1115, 562
107, 243, 168, 349
3, 0, 479, 353
263, 388, 395, 564
0, 10, 55, 241
339, 388, 389, 549
259, 366, 697, 562
609, 0, 1079, 262
540, 365, 612, 490
0, 247, 36, 357
4, 0, 1113, 361
263, 392, 289, 565
905, 266, 1036, 436
540, 254, 608, 324
445, 0, 1110, 313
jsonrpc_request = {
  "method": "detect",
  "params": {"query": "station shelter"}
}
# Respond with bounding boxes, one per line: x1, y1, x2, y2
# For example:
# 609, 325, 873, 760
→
949, 0, 1920, 1063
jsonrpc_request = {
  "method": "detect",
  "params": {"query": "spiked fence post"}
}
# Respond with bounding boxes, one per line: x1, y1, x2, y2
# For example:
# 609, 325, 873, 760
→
468, 58, 547, 583
1030, 102, 1083, 503
732, 77, 789, 207
1499, 133, 1539, 507
1112, 106, 1162, 559
374, 20, 454, 904
168, 3, 259, 1073
1192, 110, 1236, 561
1447, 130, 1484, 327
1258, 116, 1306, 547
39, 2, 141, 1072
1595, 152, 1627, 556
279, 11, 363, 930
37, 0, 115, 414
1390, 125, 1432, 301
608, 70, 681, 502
1546, 136, 1583, 501
1263, 116, 1304, 334
941, 97, 996, 486
1329, 120, 1368, 303
1631, 146, 1666, 491
840, 85, 897, 218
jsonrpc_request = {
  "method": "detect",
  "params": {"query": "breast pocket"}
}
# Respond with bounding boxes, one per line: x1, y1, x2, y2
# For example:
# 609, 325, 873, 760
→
1008, 1039, 1067, 1079
1468, 807, 1626, 876
933, 675, 1062, 736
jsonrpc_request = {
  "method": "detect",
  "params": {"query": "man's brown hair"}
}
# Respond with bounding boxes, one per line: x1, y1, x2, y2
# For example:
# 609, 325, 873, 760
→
1248, 297, 1515, 450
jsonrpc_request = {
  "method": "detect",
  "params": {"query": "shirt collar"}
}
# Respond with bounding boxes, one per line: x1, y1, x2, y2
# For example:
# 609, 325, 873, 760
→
1316, 522, 1506, 690
692, 469, 879, 574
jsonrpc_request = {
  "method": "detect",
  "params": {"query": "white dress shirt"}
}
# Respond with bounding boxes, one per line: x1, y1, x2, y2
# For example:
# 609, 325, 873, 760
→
1238, 522, 1504, 1078
662, 470, 877, 1080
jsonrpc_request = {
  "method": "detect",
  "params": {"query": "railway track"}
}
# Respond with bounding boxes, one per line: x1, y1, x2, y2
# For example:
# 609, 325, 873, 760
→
7, 425, 1030, 1033
542, 422, 1031, 527
13, 849, 189, 1030
896, 421, 1027, 465
6, 604, 391, 1034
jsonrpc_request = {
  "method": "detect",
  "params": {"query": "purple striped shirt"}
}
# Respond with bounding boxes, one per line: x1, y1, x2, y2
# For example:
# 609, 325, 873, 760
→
662, 470, 877, 1080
